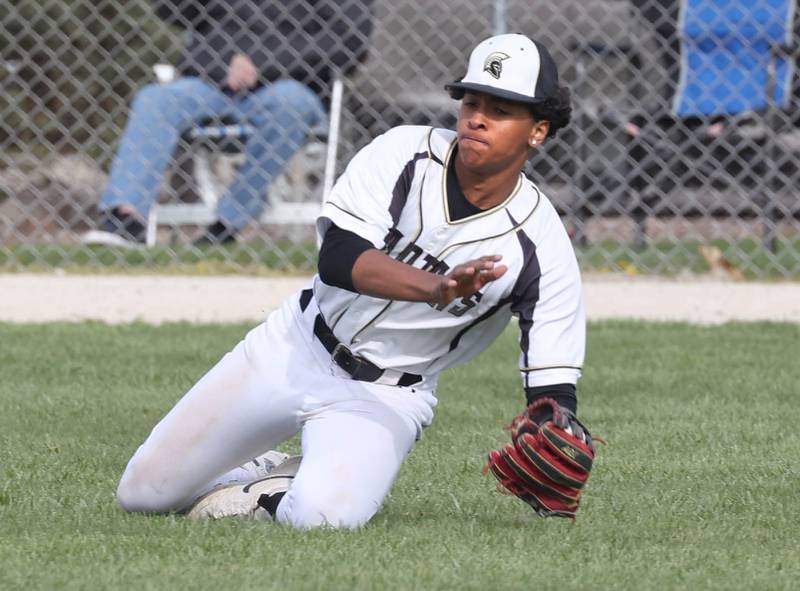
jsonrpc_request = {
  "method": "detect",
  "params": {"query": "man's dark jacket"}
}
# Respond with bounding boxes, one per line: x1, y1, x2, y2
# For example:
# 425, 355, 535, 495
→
153, 0, 373, 96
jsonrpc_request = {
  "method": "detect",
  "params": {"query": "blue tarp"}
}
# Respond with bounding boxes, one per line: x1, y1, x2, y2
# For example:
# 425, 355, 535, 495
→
673, 0, 796, 116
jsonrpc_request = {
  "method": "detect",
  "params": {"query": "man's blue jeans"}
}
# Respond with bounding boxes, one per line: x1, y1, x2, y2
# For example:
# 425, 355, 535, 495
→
100, 78, 326, 232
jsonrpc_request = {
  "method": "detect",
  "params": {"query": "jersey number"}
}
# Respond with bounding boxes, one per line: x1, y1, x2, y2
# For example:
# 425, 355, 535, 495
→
383, 227, 482, 317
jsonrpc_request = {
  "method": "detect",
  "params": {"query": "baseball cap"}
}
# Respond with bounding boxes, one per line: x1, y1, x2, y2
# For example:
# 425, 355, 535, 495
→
445, 34, 560, 104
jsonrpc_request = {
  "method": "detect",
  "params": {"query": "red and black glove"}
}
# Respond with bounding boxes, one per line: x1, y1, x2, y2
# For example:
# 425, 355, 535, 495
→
484, 397, 603, 519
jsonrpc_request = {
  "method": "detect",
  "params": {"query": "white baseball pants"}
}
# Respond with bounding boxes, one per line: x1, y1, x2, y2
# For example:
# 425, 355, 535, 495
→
116, 287, 437, 528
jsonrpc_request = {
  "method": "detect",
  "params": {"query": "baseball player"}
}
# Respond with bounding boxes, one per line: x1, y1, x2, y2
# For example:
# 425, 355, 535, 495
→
116, 33, 598, 527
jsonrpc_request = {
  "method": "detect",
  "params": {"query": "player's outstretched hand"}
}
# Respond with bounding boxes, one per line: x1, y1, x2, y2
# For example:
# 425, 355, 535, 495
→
432, 255, 508, 306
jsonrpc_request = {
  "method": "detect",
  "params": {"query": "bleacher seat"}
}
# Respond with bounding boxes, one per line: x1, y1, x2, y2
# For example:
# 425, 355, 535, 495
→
145, 67, 345, 247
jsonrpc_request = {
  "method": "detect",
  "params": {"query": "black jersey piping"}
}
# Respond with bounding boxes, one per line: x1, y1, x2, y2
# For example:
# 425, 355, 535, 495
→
330, 299, 355, 330
447, 295, 513, 352
390, 151, 431, 226
347, 129, 439, 345
508, 218, 541, 369
350, 159, 435, 344
426, 129, 442, 165
444, 217, 541, 356
330, 137, 434, 332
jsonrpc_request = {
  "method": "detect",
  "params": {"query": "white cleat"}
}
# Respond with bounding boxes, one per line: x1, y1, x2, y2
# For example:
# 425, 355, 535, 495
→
186, 455, 301, 521
246, 450, 292, 479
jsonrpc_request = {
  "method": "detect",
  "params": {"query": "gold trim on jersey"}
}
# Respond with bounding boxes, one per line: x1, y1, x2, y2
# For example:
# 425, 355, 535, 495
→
324, 201, 367, 223
440, 138, 524, 226
434, 184, 542, 260
426, 128, 434, 160
330, 292, 361, 331
520, 364, 583, 372
350, 300, 393, 345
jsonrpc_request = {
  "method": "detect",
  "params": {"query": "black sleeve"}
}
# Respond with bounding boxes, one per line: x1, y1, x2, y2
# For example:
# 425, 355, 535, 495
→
525, 383, 577, 414
317, 224, 375, 292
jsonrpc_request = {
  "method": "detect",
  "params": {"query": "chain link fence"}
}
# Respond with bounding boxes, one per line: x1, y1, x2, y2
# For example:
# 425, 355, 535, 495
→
2, 0, 799, 277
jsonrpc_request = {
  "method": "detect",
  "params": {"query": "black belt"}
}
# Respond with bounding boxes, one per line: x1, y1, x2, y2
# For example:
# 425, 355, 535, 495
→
312, 314, 422, 387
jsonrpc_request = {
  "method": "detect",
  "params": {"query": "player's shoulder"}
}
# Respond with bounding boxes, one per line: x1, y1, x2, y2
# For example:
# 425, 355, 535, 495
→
376, 125, 435, 147
375, 125, 455, 159
518, 176, 572, 246
518, 171, 556, 214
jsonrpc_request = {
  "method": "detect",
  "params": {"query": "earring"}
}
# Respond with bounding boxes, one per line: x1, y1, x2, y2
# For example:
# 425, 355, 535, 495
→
529, 139, 537, 146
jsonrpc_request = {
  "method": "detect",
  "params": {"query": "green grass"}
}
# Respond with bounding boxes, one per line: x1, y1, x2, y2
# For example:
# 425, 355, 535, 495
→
0, 240, 319, 275
1, 321, 799, 590
576, 237, 800, 279
2, 236, 800, 278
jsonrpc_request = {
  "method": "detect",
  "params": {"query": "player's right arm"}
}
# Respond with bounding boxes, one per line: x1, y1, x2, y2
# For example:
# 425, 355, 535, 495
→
317, 224, 506, 306
350, 246, 507, 306
511, 205, 586, 407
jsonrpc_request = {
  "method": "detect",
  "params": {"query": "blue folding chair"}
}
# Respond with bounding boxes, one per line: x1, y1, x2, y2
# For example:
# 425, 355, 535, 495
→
624, 0, 796, 248
673, 0, 795, 117
677, 0, 796, 251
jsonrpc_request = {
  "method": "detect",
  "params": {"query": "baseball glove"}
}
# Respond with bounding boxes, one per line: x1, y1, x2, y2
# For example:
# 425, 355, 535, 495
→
484, 397, 602, 519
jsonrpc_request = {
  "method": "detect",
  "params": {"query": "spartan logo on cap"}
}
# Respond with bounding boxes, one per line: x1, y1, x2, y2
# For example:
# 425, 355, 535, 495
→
483, 51, 510, 79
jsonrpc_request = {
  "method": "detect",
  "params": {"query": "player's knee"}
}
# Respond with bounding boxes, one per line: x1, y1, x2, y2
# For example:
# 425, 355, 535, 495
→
116, 467, 159, 513
276, 486, 379, 530
116, 461, 181, 514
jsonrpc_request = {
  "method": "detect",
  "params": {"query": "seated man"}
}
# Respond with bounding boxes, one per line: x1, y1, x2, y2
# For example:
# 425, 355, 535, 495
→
84, 0, 373, 247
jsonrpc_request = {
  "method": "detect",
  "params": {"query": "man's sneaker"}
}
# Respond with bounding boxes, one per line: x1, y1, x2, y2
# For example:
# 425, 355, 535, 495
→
82, 207, 146, 248
186, 455, 301, 521
246, 450, 291, 479
193, 220, 237, 246
194, 450, 291, 502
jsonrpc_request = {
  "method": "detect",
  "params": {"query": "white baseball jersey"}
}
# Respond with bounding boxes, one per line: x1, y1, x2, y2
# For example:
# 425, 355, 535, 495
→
316, 125, 586, 392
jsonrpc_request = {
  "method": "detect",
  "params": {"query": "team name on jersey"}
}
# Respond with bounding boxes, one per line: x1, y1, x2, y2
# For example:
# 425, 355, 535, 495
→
382, 228, 483, 317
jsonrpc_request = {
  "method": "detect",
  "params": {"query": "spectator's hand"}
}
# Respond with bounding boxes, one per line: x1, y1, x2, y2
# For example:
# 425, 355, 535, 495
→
624, 121, 642, 138
225, 54, 258, 92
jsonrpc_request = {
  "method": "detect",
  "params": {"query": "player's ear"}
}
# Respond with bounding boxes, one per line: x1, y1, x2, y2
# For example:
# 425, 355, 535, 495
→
528, 120, 549, 147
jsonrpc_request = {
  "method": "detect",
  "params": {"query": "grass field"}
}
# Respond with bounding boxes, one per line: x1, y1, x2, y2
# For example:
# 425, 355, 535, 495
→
2, 236, 800, 279
1, 320, 799, 590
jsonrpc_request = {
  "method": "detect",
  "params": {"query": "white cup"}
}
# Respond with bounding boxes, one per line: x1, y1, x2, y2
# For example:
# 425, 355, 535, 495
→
153, 64, 177, 84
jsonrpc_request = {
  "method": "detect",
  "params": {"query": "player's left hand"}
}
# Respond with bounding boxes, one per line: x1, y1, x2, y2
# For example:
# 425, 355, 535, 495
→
433, 255, 507, 306
484, 397, 603, 519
